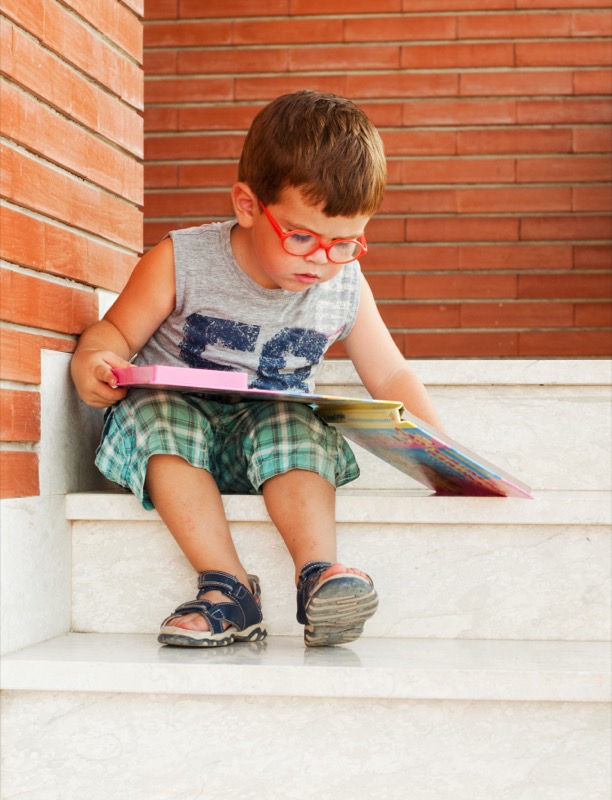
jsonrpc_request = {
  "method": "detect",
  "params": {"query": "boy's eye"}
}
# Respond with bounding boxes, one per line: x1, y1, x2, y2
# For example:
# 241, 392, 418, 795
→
333, 240, 354, 251
284, 232, 318, 254
289, 233, 316, 245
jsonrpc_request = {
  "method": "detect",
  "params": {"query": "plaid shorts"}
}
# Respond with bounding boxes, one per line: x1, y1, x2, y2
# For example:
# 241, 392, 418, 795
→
95, 389, 360, 510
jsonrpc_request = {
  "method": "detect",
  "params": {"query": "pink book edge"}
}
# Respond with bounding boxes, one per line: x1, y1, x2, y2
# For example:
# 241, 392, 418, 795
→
112, 365, 249, 391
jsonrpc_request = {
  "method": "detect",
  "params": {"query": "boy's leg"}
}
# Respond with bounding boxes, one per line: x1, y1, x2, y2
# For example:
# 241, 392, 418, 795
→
145, 454, 252, 632
262, 468, 369, 585
242, 401, 367, 585
263, 469, 377, 645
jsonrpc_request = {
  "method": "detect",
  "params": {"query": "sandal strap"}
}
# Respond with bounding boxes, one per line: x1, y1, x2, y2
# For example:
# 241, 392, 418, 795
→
296, 561, 333, 624
197, 570, 262, 627
161, 599, 227, 635
161, 598, 255, 636
298, 561, 334, 583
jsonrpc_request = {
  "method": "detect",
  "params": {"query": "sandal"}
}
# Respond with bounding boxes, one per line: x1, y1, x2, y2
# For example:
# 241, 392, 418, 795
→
296, 561, 379, 647
158, 570, 267, 648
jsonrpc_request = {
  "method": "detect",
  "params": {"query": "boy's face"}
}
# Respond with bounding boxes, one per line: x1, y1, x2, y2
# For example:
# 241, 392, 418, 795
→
234, 185, 371, 292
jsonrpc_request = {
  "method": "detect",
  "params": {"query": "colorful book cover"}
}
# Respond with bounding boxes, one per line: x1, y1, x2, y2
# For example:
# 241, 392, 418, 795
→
112, 365, 532, 498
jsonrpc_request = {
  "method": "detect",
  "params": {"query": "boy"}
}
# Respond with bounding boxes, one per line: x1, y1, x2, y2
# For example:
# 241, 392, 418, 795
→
71, 90, 443, 648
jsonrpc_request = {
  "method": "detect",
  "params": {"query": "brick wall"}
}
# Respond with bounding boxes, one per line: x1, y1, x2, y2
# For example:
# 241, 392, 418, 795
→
0, 0, 144, 498
143, 0, 612, 359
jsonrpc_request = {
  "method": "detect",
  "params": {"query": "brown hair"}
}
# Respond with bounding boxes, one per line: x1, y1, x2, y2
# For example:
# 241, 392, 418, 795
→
238, 90, 387, 217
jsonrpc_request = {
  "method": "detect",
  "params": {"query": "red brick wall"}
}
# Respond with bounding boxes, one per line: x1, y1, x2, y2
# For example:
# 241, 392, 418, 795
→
0, 0, 144, 498
143, 1, 612, 359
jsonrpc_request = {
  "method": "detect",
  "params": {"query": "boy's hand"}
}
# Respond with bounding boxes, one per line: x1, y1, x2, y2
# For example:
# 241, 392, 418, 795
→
71, 349, 132, 408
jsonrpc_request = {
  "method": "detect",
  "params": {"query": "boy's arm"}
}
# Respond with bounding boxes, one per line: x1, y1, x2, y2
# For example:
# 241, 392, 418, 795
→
343, 278, 444, 430
71, 238, 176, 407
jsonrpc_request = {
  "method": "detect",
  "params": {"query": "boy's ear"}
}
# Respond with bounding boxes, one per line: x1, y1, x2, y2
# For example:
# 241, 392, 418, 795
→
231, 182, 258, 228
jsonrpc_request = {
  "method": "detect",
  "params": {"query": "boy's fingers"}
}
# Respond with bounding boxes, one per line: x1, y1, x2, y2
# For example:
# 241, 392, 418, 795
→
95, 353, 131, 387
102, 352, 132, 369
94, 363, 120, 388
91, 379, 128, 405
103, 385, 128, 402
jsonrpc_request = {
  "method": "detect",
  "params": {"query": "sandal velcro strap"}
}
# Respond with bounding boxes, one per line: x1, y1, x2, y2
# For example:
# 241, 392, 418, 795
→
166, 599, 228, 636
197, 571, 261, 622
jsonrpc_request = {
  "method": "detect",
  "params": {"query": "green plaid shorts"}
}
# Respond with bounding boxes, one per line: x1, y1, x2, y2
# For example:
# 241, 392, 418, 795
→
95, 389, 360, 510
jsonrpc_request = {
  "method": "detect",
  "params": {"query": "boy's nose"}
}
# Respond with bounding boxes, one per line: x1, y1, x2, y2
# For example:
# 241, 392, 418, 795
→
305, 246, 329, 265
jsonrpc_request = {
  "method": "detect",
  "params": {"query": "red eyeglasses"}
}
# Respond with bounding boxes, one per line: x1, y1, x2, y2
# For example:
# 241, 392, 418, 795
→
260, 202, 367, 264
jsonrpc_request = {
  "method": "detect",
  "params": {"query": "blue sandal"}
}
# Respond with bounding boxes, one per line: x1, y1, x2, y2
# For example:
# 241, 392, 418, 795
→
296, 561, 379, 647
158, 570, 267, 648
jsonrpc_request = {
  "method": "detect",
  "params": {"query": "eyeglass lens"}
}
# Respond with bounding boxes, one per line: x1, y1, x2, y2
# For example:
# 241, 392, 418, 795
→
283, 233, 362, 262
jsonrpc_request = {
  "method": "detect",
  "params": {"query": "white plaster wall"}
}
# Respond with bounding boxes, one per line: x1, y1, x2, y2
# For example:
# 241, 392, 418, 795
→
1, 350, 109, 654
39, 350, 110, 495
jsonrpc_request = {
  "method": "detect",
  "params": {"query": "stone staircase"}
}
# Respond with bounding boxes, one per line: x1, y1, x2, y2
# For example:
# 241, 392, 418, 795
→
1, 360, 611, 800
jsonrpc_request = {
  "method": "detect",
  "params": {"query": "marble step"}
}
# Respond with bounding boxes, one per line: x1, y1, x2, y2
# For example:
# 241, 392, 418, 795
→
321, 364, 612, 493
349, 395, 610, 493
67, 489, 612, 642
2, 634, 610, 800
3, 633, 609, 701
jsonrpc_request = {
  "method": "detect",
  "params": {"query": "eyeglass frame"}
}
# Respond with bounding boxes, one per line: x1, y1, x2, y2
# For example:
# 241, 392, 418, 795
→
259, 202, 368, 264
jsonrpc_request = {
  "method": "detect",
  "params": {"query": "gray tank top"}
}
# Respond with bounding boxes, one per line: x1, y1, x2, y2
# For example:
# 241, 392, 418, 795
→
136, 221, 362, 393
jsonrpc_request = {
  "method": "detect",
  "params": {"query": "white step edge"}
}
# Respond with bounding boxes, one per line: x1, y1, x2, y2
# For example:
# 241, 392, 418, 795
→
1, 633, 609, 704
317, 358, 612, 387
66, 489, 612, 527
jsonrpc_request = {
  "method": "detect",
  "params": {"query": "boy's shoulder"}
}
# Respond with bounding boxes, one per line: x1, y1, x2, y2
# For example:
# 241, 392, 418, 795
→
168, 220, 233, 241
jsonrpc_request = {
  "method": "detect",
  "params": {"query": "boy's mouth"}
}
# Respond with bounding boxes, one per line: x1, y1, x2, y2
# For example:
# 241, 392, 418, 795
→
295, 272, 320, 284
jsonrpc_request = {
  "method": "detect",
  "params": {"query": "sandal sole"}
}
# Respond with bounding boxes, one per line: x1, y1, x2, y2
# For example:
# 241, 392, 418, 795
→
303, 575, 379, 647
234, 622, 268, 643
158, 622, 268, 648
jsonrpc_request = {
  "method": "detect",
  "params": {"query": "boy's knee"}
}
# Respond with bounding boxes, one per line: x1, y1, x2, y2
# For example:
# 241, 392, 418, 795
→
249, 401, 323, 442
256, 399, 314, 424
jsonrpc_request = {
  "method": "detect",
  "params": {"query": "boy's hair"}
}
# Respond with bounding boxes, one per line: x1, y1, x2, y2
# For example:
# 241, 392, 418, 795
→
238, 90, 387, 217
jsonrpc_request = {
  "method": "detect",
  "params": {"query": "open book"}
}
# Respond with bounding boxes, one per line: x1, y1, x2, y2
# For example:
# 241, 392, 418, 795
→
112, 364, 532, 499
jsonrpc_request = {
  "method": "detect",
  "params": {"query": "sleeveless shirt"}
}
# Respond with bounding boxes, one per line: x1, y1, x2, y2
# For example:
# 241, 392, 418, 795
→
135, 220, 362, 393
